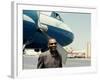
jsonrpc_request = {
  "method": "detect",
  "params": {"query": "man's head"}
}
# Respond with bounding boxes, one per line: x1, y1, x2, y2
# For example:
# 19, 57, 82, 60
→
48, 38, 57, 51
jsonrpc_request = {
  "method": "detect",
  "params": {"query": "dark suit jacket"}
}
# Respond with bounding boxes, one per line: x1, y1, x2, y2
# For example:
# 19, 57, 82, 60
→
37, 50, 62, 68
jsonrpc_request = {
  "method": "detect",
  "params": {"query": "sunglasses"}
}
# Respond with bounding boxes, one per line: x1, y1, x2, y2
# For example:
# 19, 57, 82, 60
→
49, 42, 57, 45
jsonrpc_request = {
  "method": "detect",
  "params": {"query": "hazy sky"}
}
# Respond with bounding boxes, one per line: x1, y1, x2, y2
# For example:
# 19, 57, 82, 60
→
58, 12, 91, 50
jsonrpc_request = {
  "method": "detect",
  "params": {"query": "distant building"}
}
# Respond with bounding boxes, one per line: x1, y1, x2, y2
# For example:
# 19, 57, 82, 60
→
65, 42, 91, 58
85, 42, 91, 58
67, 50, 85, 58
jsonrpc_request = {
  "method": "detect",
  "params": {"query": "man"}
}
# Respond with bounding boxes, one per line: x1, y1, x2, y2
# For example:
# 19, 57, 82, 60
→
37, 38, 62, 68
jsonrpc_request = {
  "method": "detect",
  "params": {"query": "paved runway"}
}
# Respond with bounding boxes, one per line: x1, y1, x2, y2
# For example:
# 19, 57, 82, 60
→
23, 55, 91, 69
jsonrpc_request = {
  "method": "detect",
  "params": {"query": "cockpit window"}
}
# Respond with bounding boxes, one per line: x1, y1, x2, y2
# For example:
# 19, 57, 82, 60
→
51, 11, 63, 22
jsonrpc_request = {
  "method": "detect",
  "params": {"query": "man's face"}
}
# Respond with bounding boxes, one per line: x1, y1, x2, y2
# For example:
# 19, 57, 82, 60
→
48, 39, 57, 51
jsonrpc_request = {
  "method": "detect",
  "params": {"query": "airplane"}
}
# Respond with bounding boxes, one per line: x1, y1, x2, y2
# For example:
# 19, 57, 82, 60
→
23, 10, 74, 64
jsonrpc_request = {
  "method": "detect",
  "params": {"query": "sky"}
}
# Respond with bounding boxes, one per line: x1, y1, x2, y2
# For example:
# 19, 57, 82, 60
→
58, 12, 91, 50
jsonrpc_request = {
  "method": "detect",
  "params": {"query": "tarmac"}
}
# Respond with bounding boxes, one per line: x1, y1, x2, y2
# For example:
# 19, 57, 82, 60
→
23, 55, 91, 69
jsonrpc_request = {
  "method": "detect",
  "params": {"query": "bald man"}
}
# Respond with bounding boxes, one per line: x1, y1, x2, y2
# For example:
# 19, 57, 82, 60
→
37, 38, 62, 68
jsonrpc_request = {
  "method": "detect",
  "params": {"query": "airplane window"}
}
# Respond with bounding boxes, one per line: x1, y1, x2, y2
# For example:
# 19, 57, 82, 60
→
34, 48, 40, 52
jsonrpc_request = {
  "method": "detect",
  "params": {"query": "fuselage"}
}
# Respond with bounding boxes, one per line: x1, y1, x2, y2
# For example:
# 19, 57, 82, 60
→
23, 10, 74, 51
